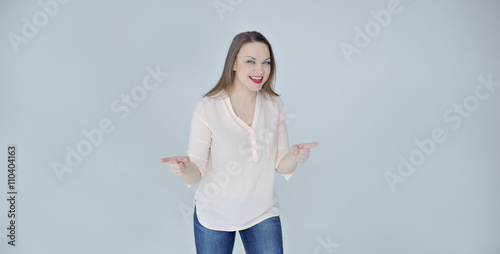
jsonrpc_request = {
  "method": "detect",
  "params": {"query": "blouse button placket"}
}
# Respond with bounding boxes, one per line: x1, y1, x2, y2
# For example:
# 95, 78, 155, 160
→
250, 130, 258, 161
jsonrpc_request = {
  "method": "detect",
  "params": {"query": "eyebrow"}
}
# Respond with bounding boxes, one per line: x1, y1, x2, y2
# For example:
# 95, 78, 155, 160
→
245, 56, 271, 61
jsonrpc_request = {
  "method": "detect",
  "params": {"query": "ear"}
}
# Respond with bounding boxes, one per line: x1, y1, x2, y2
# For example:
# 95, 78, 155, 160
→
233, 63, 237, 71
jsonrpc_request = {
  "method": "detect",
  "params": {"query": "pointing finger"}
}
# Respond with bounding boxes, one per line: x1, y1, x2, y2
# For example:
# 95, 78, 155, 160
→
160, 157, 179, 163
300, 142, 320, 149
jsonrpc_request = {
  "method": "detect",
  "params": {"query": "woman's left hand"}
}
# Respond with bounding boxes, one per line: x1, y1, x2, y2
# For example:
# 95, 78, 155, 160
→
291, 142, 320, 163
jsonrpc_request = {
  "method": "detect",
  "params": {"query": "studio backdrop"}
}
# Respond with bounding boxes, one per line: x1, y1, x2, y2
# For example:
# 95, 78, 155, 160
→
1, 0, 499, 253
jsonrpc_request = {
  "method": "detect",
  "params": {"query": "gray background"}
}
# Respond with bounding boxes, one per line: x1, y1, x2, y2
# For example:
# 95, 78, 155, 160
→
1, 0, 499, 253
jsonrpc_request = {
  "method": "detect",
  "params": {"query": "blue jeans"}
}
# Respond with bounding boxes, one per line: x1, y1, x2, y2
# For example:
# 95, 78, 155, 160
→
193, 206, 284, 254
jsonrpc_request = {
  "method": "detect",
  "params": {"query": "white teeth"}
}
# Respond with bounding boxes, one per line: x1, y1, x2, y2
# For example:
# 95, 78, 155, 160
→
250, 76, 262, 81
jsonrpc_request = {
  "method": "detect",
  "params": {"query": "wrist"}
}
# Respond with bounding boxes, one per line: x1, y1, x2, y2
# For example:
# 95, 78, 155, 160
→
277, 152, 298, 174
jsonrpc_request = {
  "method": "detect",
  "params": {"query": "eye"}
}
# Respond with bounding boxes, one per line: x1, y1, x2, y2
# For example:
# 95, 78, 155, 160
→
247, 60, 255, 64
263, 61, 271, 64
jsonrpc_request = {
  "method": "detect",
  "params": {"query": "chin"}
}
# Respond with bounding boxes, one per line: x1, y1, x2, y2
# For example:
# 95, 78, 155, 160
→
247, 84, 263, 91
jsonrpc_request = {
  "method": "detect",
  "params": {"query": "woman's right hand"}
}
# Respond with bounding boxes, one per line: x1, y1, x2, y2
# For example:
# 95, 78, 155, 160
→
160, 156, 191, 177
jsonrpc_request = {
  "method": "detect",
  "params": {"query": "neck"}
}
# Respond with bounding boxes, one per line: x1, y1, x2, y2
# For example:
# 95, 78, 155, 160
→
229, 84, 258, 104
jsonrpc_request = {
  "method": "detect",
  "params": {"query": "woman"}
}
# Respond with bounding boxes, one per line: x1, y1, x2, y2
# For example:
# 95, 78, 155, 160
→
161, 31, 319, 253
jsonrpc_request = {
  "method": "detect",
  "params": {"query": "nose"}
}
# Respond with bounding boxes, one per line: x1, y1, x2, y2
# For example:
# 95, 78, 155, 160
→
254, 63, 265, 75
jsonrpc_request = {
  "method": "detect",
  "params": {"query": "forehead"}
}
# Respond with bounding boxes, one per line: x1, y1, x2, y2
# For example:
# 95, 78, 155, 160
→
238, 42, 270, 58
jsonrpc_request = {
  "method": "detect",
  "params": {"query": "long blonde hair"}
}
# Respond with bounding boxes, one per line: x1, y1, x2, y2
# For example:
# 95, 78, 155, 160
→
203, 31, 280, 100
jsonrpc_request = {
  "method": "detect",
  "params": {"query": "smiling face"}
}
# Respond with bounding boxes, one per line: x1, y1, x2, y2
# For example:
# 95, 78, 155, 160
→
232, 42, 271, 93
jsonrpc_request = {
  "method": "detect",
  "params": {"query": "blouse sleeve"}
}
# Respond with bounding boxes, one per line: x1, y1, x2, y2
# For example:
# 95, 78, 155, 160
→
186, 99, 212, 188
275, 97, 294, 180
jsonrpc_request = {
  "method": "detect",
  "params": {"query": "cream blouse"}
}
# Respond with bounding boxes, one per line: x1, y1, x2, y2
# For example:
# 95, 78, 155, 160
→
185, 89, 293, 231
